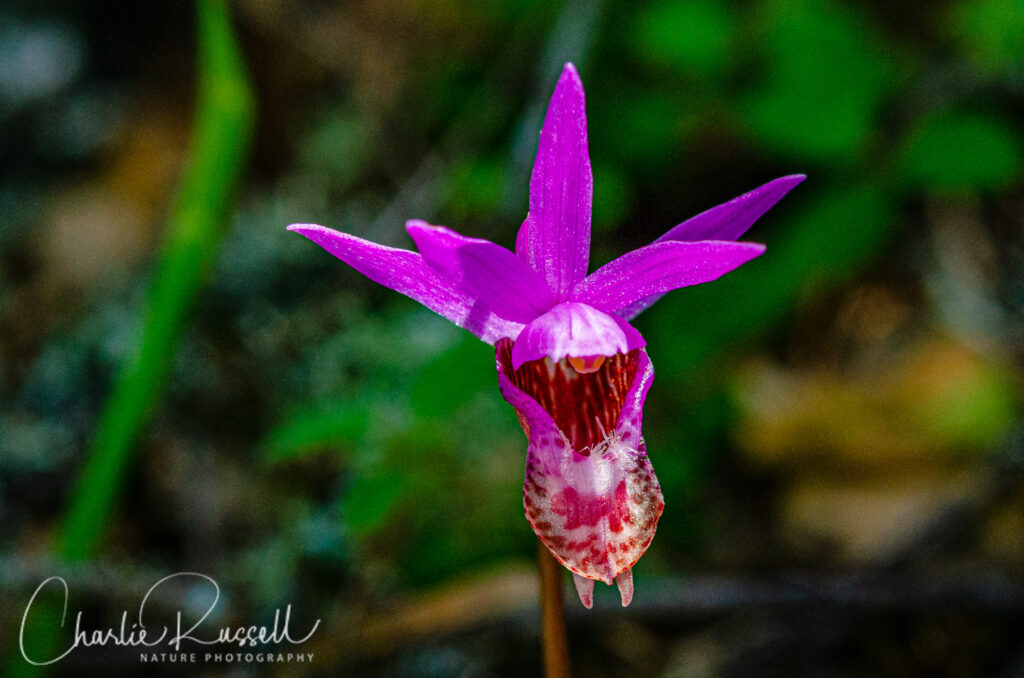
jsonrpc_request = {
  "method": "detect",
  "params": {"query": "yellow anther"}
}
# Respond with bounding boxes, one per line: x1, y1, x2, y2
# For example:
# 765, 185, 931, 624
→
568, 355, 606, 374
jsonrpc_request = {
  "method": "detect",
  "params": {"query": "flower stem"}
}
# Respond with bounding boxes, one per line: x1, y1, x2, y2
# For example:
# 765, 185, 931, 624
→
538, 541, 571, 678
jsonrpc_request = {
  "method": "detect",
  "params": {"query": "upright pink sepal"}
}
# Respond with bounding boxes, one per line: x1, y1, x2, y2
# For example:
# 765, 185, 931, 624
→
522, 63, 593, 298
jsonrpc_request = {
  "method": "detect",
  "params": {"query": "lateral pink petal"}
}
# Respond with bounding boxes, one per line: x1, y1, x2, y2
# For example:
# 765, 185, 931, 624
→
406, 220, 554, 323
613, 175, 803, 320
657, 175, 805, 243
288, 224, 523, 344
523, 63, 593, 298
572, 240, 766, 316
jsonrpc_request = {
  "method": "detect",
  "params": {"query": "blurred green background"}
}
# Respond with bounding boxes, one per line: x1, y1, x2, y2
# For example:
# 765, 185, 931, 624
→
1, 0, 1022, 676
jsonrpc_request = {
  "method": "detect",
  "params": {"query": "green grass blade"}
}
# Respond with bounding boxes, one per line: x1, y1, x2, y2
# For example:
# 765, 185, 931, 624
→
8, 1, 255, 674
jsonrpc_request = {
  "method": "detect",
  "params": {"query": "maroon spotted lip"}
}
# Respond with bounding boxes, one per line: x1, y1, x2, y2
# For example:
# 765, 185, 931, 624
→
497, 338, 663, 607
288, 62, 802, 607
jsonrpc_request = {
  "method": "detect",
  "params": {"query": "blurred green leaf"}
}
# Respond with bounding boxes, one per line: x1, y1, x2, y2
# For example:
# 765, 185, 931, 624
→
343, 404, 527, 586
445, 155, 506, 220
8, 3, 255, 675
410, 335, 494, 419
263, 401, 369, 463
57, 0, 255, 562
648, 391, 731, 490
947, 0, 1024, 75
900, 110, 1023, 192
645, 390, 734, 547
592, 161, 633, 231
629, 0, 736, 79
397, 470, 528, 586
742, 0, 899, 162
297, 109, 378, 189
593, 90, 682, 175
344, 471, 410, 536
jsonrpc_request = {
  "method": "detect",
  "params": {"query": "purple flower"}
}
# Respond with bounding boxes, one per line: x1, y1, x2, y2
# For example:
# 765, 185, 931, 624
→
289, 63, 802, 608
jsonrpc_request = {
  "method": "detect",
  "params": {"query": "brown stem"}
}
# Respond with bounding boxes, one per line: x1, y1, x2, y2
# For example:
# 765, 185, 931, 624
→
538, 541, 571, 678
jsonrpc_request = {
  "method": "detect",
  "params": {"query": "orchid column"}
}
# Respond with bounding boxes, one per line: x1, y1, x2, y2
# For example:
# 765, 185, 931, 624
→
289, 63, 802, 608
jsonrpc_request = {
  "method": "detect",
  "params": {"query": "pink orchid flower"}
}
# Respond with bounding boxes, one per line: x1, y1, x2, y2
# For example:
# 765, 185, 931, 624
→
289, 63, 803, 608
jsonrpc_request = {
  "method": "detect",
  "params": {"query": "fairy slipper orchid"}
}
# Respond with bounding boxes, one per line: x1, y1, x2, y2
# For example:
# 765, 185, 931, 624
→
289, 63, 803, 608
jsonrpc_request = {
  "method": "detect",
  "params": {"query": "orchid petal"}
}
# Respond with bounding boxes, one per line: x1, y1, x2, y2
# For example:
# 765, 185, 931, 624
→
657, 174, 806, 243
572, 240, 766, 318
288, 224, 524, 343
615, 175, 803, 319
522, 63, 593, 298
406, 220, 554, 323
497, 341, 663, 589
510, 302, 645, 370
